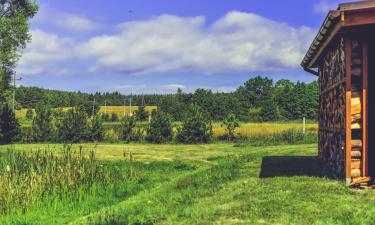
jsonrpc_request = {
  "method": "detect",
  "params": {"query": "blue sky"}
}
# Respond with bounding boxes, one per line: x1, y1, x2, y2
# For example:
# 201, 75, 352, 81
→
17, 0, 343, 94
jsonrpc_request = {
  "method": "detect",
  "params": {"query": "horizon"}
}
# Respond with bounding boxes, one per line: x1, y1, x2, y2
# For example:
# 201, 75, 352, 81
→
16, 0, 342, 94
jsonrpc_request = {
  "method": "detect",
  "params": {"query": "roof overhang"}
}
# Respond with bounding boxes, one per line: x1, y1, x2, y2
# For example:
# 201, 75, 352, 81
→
301, 1, 375, 75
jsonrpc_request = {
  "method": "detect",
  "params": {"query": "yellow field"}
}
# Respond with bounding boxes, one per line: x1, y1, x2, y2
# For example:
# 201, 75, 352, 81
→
16, 106, 157, 119
99, 106, 157, 117
212, 122, 318, 137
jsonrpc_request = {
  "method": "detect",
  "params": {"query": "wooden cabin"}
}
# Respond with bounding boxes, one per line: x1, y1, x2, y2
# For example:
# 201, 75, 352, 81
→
302, 1, 375, 183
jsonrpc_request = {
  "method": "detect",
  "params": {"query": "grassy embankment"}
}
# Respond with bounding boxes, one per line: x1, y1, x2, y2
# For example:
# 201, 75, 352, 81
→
2, 143, 375, 224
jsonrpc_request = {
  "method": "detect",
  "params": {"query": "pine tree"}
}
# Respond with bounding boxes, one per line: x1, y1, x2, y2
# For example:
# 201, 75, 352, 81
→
90, 115, 104, 141
31, 104, 53, 142
0, 104, 20, 143
146, 110, 173, 143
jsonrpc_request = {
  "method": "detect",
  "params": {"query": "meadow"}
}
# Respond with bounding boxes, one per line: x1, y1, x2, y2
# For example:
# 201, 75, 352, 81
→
2, 142, 375, 224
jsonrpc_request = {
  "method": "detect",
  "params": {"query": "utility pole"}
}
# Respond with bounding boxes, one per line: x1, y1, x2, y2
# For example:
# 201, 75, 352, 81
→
12, 72, 22, 112
92, 98, 96, 118
123, 99, 126, 117
129, 98, 132, 116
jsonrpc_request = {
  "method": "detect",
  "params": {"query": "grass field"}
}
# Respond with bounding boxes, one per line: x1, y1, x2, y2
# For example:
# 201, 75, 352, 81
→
2, 142, 375, 224
16, 106, 157, 119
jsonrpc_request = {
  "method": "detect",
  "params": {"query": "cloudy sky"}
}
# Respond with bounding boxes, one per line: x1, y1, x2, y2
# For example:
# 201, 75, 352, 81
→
16, 0, 343, 94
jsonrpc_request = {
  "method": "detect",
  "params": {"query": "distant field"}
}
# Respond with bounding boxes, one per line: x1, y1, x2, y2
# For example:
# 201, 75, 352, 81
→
16, 106, 157, 118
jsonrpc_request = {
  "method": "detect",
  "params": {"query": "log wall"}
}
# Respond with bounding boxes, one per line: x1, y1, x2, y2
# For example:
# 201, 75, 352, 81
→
318, 37, 346, 178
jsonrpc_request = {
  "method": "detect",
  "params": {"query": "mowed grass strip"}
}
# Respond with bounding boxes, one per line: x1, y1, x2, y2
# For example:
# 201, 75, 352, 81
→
68, 143, 375, 225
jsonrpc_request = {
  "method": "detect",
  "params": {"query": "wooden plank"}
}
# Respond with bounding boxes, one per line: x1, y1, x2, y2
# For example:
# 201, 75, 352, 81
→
343, 10, 375, 27
345, 37, 352, 179
362, 40, 368, 177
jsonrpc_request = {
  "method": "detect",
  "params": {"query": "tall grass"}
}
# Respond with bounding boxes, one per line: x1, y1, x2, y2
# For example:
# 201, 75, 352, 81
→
0, 145, 133, 215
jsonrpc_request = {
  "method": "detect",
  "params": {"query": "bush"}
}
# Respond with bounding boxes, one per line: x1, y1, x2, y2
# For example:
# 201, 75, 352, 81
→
102, 113, 110, 122
31, 104, 54, 142
25, 108, 33, 120
135, 105, 149, 121
89, 115, 104, 141
104, 129, 120, 143
120, 116, 136, 143
111, 113, 119, 122
280, 128, 305, 144
146, 110, 173, 143
176, 105, 213, 144
57, 107, 89, 143
222, 113, 240, 141
0, 104, 20, 144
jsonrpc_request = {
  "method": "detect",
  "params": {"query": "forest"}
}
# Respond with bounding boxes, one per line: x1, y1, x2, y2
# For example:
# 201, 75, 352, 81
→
16, 76, 318, 121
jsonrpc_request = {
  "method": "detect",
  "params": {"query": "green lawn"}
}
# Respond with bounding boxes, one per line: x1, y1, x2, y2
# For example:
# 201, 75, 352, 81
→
1, 143, 375, 224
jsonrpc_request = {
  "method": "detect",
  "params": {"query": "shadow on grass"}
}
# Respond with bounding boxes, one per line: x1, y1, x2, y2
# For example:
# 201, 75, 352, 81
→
259, 156, 334, 179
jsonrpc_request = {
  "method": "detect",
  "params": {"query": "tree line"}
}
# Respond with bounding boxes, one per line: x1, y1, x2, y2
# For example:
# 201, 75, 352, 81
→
15, 76, 318, 122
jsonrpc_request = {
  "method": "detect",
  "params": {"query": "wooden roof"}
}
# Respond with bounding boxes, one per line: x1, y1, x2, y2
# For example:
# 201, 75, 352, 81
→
301, 1, 375, 72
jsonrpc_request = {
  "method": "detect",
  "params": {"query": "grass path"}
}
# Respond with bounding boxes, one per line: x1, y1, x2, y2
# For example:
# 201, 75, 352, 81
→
3, 143, 375, 224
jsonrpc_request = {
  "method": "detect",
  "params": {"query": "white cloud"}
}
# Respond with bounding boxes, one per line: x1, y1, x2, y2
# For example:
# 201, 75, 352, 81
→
17, 29, 74, 75
56, 14, 101, 32
34, 5, 101, 32
21, 11, 315, 77
77, 12, 315, 75
161, 84, 186, 91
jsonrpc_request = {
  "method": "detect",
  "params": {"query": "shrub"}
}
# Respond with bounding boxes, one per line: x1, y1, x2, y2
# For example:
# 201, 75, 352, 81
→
111, 112, 119, 122
280, 128, 305, 144
120, 116, 136, 143
0, 104, 20, 144
31, 104, 54, 142
102, 113, 110, 122
222, 113, 240, 141
176, 105, 212, 144
104, 129, 120, 143
135, 105, 149, 121
25, 108, 33, 120
146, 110, 173, 143
57, 107, 89, 143
89, 115, 104, 141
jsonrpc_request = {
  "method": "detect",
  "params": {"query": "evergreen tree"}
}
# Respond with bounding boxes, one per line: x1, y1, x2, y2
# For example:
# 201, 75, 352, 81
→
57, 107, 88, 143
32, 104, 53, 142
176, 105, 213, 144
120, 116, 136, 143
135, 105, 148, 121
89, 115, 104, 141
0, 104, 20, 143
146, 110, 173, 143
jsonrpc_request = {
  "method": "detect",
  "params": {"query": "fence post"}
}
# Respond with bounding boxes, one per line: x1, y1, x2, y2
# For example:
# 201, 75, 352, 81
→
303, 117, 306, 135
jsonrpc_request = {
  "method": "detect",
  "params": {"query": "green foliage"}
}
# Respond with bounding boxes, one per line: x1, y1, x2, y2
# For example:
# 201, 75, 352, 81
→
89, 115, 104, 142
31, 104, 54, 142
79, 100, 100, 117
176, 105, 213, 144
0, 104, 20, 144
146, 110, 173, 143
134, 105, 148, 121
0, 1, 38, 99
57, 107, 89, 143
222, 113, 240, 141
25, 108, 33, 120
120, 116, 136, 143
111, 112, 119, 122
260, 98, 279, 121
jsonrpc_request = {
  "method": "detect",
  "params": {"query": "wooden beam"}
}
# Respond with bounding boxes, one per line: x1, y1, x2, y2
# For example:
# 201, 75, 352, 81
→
345, 38, 352, 180
362, 40, 368, 177
343, 10, 375, 27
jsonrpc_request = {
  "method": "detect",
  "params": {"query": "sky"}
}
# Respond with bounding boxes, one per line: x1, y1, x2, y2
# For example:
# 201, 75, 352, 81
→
16, 0, 345, 94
